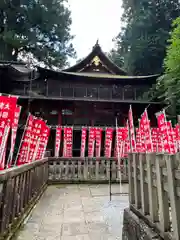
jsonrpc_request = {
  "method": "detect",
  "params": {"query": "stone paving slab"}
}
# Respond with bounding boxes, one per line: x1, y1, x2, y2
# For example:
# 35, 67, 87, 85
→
14, 184, 129, 240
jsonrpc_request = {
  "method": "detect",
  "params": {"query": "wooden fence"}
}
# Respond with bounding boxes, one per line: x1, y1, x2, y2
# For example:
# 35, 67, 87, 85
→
48, 157, 128, 183
0, 159, 48, 239
129, 153, 180, 240
0, 157, 128, 239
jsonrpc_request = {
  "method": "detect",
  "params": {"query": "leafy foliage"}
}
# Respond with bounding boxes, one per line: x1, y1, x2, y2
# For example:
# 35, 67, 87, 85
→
157, 17, 180, 116
0, 0, 75, 68
108, 49, 124, 68
110, 0, 180, 75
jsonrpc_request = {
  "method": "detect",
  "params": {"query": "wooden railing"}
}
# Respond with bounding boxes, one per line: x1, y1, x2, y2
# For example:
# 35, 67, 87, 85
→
48, 157, 128, 183
128, 153, 180, 240
0, 159, 48, 239
0, 157, 128, 239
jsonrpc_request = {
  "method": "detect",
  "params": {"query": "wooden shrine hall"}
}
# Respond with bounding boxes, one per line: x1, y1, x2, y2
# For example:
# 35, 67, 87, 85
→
0, 41, 163, 156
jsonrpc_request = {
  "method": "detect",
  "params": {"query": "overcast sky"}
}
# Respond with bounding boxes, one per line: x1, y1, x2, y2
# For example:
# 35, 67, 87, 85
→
68, 0, 123, 64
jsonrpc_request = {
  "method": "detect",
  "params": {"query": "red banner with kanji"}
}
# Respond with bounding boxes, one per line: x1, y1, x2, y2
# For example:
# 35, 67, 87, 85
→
36, 125, 50, 160
104, 127, 113, 158
128, 105, 136, 152
95, 127, 102, 158
0, 96, 17, 169
114, 127, 128, 158
139, 110, 153, 152
30, 118, 44, 162
16, 114, 34, 165
8, 105, 21, 166
88, 127, 95, 158
55, 126, 62, 157
156, 111, 176, 153
80, 127, 87, 158
63, 127, 73, 157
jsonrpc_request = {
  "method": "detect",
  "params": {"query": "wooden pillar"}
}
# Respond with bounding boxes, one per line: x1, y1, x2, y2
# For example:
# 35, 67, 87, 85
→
133, 153, 141, 209
139, 153, 149, 214
90, 103, 94, 126
146, 153, 159, 222
58, 108, 62, 126
156, 154, 170, 231
166, 154, 180, 239
128, 153, 135, 205
46, 79, 48, 96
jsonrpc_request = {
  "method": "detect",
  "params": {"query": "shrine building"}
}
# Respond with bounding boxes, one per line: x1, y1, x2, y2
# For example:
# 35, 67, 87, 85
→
0, 42, 163, 156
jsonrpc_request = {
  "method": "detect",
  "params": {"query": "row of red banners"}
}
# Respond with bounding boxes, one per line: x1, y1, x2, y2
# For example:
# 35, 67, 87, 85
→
55, 126, 105, 158
16, 114, 50, 165
54, 125, 131, 158
1, 94, 180, 166
128, 107, 180, 155
54, 108, 180, 158
0, 95, 50, 169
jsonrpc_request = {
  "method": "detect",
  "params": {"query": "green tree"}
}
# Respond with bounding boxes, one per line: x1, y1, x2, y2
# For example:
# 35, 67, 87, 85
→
108, 49, 124, 68
157, 17, 180, 116
0, 0, 75, 68
111, 0, 180, 75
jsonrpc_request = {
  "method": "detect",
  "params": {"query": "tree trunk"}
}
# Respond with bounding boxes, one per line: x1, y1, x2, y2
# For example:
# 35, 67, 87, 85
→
0, 42, 15, 61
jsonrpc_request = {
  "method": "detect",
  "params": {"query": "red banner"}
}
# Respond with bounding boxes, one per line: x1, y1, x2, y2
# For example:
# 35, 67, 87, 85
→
104, 127, 113, 158
157, 112, 166, 152
124, 138, 130, 157
124, 121, 130, 157
156, 111, 176, 153
95, 127, 102, 158
88, 127, 95, 158
114, 127, 128, 158
55, 126, 62, 157
167, 121, 176, 154
63, 127, 73, 157
0, 96, 17, 169
151, 128, 158, 152
128, 105, 136, 152
30, 118, 44, 162
36, 124, 50, 160
136, 128, 143, 152
16, 114, 35, 165
80, 127, 87, 158
174, 124, 180, 151
139, 110, 153, 152
8, 105, 21, 166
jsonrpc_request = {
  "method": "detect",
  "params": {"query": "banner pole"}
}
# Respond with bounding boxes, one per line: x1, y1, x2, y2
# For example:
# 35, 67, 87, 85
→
55, 126, 57, 157
0, 126, 10, 169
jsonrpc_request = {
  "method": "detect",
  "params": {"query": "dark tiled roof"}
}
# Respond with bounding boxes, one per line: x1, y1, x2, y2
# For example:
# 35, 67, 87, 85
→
63, 42, 127, 75
0, 61, 33, 75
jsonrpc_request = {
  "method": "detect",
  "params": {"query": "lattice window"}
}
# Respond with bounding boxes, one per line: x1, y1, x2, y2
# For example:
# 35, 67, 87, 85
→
60, 84, 74, 97
123, 85, 135, 100
31, 81, 45, 95
74, 86, 86, 98
86, 87, 98, 98
99, 86, 111, 99
48, 80, 61, 97
112, 85, 123, 99
135, 86, 149, 100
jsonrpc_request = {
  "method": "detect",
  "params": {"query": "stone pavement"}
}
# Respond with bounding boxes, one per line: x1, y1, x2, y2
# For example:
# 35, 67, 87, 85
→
15, 184, 129, 240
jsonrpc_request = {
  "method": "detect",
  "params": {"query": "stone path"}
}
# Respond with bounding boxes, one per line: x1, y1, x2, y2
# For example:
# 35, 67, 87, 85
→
15, 184, 129, 240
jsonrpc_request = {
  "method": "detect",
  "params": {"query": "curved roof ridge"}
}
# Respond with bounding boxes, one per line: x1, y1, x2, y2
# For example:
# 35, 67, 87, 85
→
63, 42, 127, 75
61, 71, 159, 79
